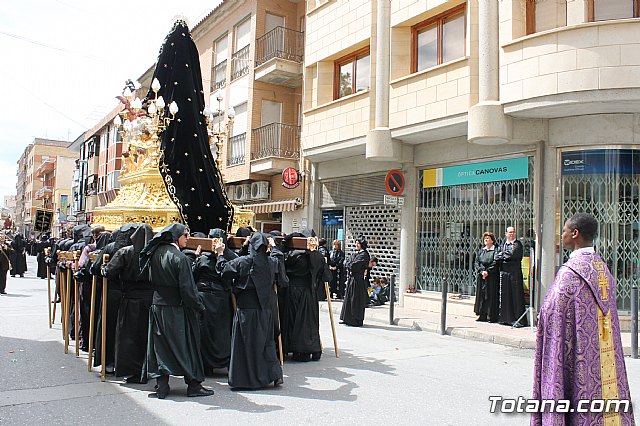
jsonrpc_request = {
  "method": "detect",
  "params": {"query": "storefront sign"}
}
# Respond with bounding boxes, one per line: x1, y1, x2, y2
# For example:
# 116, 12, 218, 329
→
562, 149, 640, 175
282, 167, 301, 189
423, 157, 529, 188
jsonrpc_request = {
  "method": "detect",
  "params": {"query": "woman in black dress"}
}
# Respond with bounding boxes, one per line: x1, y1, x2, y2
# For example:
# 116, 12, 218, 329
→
473, 232, 499, 322
340, 235, 371, 327
329, 240, 345, 299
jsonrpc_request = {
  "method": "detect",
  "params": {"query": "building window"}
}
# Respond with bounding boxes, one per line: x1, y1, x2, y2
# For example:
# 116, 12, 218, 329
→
412, 5, 465, 73
211, 34, 228, 91
589, 0, 640, 21
334, 47, 370, 100
526, 0, 567, 34
232, 17, 251, 81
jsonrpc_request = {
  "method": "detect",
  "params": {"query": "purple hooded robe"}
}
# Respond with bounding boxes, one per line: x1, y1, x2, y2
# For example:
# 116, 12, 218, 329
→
532, 251, 634, 425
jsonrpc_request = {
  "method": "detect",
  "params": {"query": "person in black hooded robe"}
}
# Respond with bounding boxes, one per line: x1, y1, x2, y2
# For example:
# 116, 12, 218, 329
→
192, 228, 237, 373
216, 232, 287, 389
140, 223, 212, 399
281, 232, 331, 362
36, 234, 51, 279
340, 235, 371, 327
103, 224, 153, 383
10, 234, 27, 277
74, 231, 110, 351
91, 224, 137, 372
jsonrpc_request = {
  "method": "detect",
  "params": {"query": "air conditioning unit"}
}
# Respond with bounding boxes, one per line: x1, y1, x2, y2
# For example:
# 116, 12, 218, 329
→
235, 184, 251, 201
251, 181, 270, 200
226, 185, 236, 201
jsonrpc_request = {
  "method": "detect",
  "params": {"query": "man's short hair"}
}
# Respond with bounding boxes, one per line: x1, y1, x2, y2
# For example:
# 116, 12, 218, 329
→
370, 256, 379, 264
567, 213, 598, 242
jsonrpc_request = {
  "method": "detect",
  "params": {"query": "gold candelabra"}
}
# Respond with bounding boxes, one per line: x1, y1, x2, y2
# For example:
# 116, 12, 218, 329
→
114, 78, 179, 175
203, 91, 235, 171
91, 79, 182, 232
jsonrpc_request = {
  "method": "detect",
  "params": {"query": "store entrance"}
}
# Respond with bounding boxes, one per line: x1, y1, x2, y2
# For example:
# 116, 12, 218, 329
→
416, 157, 535, 297
561, 149, 640, 311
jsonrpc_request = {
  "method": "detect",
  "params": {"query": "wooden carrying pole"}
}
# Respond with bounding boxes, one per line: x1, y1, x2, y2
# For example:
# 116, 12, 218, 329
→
59, 262, 66, 340
274, 284, 284, 367
45, 248, 52, 328
65, 259, 72, 354
87, 252, 98, 372
324, 282, 340, 358
51, 269, 58, 326
73, 251, 80, 357
101, 254, 109, 382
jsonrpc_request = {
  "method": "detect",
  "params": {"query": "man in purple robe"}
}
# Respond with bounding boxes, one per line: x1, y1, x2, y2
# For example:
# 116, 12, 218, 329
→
532, 213, 634, 425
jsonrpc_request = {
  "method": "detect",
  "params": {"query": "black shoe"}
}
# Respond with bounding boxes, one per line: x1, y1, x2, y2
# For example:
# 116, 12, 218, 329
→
476, 316, 487, 322
124, 376, 143, 384
273, 378, 284, 388
0, 292, 6, 295
187, 386, 214, 397
292, 353, 311, 362
512, 322, 524, 329
311, 351, 322, 361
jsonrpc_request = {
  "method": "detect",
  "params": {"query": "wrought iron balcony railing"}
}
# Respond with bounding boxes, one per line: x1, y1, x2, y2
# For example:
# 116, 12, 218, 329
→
231, 45, 250, 81
227, 133, 246, 166
255, 26, 304, 67
251, 123, 300, 161
211, 59, 227, 91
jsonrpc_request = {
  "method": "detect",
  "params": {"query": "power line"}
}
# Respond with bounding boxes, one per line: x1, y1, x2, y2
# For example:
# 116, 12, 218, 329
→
0, 30, 104, 61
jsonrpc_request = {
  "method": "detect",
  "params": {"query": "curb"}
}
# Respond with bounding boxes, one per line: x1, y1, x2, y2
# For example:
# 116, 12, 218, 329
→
319, 303, 637, 355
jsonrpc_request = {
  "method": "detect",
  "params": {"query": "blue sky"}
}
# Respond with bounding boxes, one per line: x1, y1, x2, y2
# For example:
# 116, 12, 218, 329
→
0, 0, 222, 207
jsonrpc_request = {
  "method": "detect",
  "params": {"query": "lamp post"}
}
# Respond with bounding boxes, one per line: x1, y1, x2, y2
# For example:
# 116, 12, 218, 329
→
203, 91, 235, 171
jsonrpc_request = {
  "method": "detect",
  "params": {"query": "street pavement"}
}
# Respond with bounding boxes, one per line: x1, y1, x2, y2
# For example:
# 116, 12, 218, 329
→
1, 256, 639, 425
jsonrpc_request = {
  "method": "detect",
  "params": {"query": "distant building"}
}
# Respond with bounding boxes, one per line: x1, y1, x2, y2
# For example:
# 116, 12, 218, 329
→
15, 139, 78, 237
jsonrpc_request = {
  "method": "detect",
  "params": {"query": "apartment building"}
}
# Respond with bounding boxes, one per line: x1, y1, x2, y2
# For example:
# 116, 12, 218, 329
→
14, 139, 78, 237
303, 0, 640, 317
192, 0, 306, 233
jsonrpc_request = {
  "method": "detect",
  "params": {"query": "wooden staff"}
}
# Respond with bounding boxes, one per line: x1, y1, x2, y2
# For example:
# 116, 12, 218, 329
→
273, 284, 284, 367
59, 260, 66, 340
65, 259, 73, 354
45, 247, 52, 328
51, 269, 58, 326
324, 282, 339, 358
87, 252, 98, 372
101, 253, 109, 382
73, 251, 80, 357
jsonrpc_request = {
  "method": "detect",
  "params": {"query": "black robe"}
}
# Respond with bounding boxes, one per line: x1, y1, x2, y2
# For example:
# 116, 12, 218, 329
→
473, 247, 499, 322
282, 249, 328, 356
10, 236, 27, 276
217, 235, 286, 389
104, 225, 153, 380
142, 243, 205, 383
92, 229, 135, 368
329, 249, 345, 298
340, 249, 370, 327
36, 241, 50, 279
0, 244, 12, 293
192, 248, 237, 371
497, 240, 528, 327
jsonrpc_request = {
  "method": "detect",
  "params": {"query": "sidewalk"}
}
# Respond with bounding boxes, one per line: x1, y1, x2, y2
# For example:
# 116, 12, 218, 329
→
320, 299, 638, 356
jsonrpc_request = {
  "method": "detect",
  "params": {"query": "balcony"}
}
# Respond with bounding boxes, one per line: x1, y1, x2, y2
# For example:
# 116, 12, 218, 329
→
227, 133, 246, 167
211, 59, 227, 91
35, 159, 55, 178
35, 186, 53, 200
250, 123, 300, 174
255, 27, 304, 88
231, 45, 250, 81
